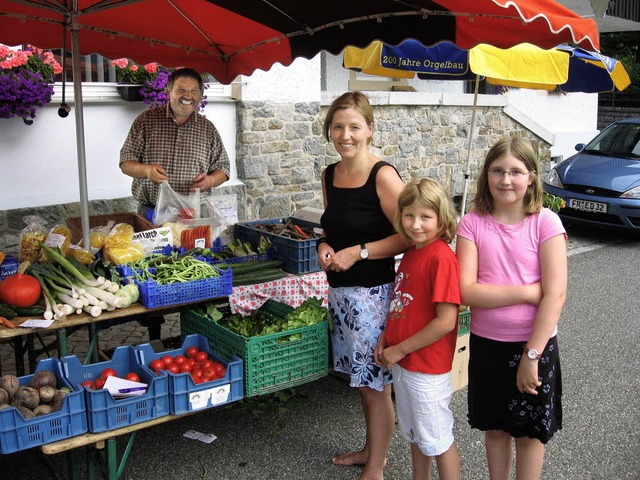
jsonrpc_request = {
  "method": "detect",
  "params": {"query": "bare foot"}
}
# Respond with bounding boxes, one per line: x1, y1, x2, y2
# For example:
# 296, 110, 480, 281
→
332, 450, 368, 466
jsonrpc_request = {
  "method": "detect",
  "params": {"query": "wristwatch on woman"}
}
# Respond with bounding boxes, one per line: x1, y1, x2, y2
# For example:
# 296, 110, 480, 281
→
359, 243, 369, 260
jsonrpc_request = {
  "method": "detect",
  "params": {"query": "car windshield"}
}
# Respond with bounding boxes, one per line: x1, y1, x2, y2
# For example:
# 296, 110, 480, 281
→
583, 122, 640, 158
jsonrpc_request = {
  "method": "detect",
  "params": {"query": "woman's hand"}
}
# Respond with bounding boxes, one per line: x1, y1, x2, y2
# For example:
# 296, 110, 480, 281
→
326, 245, 359, 272
318, 245, 336, 272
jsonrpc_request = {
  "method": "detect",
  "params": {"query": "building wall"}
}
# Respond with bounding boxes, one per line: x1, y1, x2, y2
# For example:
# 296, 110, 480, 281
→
1, 53, 597, 251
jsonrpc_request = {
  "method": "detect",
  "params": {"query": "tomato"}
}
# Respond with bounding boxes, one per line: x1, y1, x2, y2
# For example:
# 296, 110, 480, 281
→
194, 351, 208, 363
191, 368, 203, 381
178, 207, 195, 220
93, 377, 105, 389
186, 358, 196, 367
185, 346, 199, 358
167, 364, 180, 374
161, 355, 174, 367
179, 363, 193, 374
214, 363, 226, 377
201, 368, 215, 381
101, 367, 117, 379
125, 372, 140, 382
200, 360, 213, 370
150, 359, 164, 372
173, 355, 187, 366
81, 380, 94, 389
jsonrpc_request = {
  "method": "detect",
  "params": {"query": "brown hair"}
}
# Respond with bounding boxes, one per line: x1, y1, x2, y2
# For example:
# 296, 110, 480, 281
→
473, 136, 543, 214
323, 91, 374, 144
393, 178, 458, 244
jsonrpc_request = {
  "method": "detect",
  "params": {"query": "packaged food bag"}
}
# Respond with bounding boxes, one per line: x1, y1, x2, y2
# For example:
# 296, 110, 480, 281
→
19, 215, 47, 263
39, 224, 73, 262
102, 223, 145, 264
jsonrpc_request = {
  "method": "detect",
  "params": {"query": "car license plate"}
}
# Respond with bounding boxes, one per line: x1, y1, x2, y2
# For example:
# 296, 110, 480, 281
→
568, 198, 608, 213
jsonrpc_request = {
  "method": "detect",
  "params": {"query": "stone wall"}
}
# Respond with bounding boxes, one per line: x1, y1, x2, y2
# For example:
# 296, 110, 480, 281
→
237, 100, 550, 220
598, 105, 640, 130
0, 101, 550, 252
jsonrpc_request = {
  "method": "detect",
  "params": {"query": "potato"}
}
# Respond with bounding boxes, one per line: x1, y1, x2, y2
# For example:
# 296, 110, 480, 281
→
39, 385, 56, 403
0, 387, 8, 406
29, 370, 57, 390
1, 374, 19, 399
15, 386, 40, 410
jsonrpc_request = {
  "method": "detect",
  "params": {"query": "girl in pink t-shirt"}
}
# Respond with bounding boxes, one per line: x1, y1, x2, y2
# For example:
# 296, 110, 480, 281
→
457, 136, 567, 479
376, 178, 461, 480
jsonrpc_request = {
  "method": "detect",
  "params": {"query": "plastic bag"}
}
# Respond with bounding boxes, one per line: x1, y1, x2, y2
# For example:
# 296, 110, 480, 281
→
19, 215, 47, 263
152, 181, 201, 226
84, 220, 115, 254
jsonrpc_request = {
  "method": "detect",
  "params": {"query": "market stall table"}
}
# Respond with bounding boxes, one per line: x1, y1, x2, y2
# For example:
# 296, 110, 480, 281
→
0, 300, 207, 376
228, 270, 328, 315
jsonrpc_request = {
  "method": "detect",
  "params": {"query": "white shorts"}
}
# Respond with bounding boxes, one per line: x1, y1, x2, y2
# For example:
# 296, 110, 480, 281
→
391, 364, 455, 457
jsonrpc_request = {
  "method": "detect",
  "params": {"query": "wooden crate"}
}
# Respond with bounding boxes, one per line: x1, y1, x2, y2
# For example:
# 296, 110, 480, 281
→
451, 333, 470, 392
67, 212, 154, 244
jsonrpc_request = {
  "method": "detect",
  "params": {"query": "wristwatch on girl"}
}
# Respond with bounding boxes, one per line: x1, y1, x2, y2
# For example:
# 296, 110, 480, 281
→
359, 243, 369, 259
524, 346, 541, 360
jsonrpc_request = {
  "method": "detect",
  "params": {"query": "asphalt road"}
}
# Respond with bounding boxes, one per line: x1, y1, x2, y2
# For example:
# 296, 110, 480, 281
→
2, 226, 639, 480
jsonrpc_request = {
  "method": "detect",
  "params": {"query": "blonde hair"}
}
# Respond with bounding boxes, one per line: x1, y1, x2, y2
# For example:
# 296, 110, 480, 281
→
393, 178, 458, 244
473, 136, 543, 214
323, 91, 374, 145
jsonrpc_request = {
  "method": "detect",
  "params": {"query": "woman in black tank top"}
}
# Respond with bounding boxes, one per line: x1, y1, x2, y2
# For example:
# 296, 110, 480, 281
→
318, 91, 409, 479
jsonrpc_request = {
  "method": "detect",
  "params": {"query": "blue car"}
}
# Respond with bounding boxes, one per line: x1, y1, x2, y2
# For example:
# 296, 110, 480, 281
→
543, 117, 640, 231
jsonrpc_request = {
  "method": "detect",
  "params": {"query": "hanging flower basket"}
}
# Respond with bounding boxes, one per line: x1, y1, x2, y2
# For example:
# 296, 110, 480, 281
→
116, 85, 144, 102
0, 44, 63, 125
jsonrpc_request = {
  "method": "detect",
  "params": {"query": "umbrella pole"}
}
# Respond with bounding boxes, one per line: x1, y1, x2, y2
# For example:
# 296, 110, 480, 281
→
70, 15, 91, 248
460, 75, 480, 216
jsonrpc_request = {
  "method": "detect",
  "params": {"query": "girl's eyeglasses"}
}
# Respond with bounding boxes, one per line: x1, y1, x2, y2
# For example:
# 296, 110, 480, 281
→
489, 168, 530, 178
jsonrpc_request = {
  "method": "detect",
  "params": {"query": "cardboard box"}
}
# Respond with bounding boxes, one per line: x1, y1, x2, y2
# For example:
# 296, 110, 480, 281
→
451, 333, 470, 392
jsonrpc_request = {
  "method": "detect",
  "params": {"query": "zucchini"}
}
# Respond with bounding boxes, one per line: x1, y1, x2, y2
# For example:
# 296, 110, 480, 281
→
14, 305, 46, 317
226, 259, 282, 275
0, 304, 17, 319
232, 268, 288, 286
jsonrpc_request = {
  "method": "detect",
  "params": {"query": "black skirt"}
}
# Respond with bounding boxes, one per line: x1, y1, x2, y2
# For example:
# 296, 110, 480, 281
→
467, 333, 563, 444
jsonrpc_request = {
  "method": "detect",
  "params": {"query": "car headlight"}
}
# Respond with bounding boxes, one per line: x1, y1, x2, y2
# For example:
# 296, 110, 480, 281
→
544, 168, 564, 188
621, 186, 640, 199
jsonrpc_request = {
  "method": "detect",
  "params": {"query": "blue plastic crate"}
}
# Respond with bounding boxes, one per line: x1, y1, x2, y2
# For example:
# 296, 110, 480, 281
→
60, 346, 169, 433
136, 334, 243, 415
234, 217, 321, 274
0, 358, 87, 454
119, 265, 232, 308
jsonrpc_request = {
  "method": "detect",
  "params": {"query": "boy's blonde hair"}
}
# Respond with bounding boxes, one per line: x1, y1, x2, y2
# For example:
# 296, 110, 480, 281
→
473, 136, 543, 214
393, 178, 458, 244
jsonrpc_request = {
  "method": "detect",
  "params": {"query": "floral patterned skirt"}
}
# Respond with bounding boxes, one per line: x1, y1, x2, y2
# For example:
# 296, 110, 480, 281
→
467, 334, 563, 444
328, 284, 394, 391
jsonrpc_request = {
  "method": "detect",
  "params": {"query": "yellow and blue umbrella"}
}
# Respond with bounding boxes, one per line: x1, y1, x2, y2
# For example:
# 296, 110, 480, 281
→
343, 40, 629, 213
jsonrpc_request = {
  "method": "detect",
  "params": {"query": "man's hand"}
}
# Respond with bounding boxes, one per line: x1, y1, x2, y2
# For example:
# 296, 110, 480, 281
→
146, 164, 168, 184
191, 172, 209, 191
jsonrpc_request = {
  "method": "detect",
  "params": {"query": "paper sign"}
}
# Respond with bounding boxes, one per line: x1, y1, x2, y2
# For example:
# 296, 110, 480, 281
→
103, 376, 148, 398
19, 319, 55, 328
188, 383, 230, 410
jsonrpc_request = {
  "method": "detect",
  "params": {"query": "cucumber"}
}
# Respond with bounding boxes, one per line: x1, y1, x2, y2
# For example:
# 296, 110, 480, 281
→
232, 268, 288, 286
0, 304, 17, 319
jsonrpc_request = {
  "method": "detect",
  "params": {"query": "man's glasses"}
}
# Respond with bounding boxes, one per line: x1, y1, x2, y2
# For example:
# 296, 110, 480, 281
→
488, 168, 530, 178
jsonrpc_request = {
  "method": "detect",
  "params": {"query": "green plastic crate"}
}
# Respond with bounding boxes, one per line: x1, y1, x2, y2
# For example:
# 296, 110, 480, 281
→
458, 309, 471, 336
181, 303, 328, 397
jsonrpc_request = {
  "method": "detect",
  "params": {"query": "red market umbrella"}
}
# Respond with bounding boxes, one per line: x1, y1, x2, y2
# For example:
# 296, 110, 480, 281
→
0, 0, 600, 244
